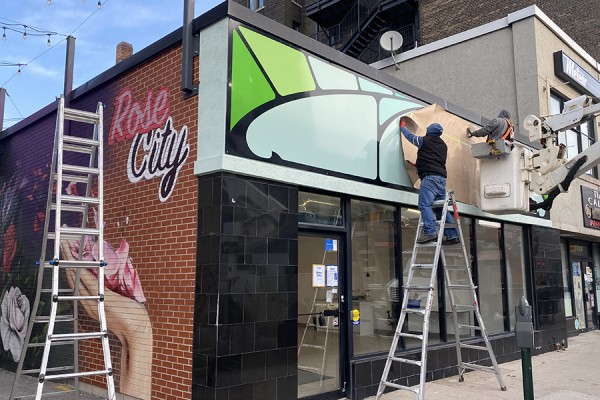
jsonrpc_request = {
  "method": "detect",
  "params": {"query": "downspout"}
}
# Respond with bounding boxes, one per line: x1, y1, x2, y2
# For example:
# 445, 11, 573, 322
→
64, 35, 75, 105
181, 0, 196, 95
0, 87, 6, 132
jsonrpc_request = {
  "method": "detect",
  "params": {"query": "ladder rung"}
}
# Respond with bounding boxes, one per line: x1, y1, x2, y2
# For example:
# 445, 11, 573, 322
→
16, 389, 75, 398
50, 332, 106, 341
462, 362, 495, 373
61, 194, 100, 205
27, 340, 74, 348
460, 343, 489, 351
21, 366, 74, 375
63, 143, 95, 155
42, 369, 112, 381
63, 108, 101, 124
57, 173, 90, 184
34, 315, 75, 323
431, 200, 448, 208
445, 265, 467, 270
397, 332, 423, 340
436, 221, 458, 228
390, 356, 422, 367
415, 241, 439, 247
300, 344, 326, 350
60, 226, 100, 236
403, 308, 425, 315
298, 365, 322, 374
454, 305, 477, 312
44, 259, 102, 268
41, 288, 74, 293
447, 284, 476, 290
62, 135, 100, 147
61, 165, 99, 175
382, 381, 419, 393
56, 295, 101, 301
50, 203, 88, 213
411, 263, 435, 269
403, 285, 433, 291
457, 324, 482, 330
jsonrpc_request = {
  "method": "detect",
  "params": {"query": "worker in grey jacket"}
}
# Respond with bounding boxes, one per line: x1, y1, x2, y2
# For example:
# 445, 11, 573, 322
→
467, 109, 514, 155
467, 109, 514, 141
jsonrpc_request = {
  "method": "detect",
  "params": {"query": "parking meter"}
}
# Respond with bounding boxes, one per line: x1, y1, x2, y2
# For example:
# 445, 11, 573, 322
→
515, 296, 533, 349
515, 296, 534, 399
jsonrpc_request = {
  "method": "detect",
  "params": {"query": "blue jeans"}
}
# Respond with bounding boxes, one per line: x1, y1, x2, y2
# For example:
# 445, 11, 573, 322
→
418, 175, 458, 238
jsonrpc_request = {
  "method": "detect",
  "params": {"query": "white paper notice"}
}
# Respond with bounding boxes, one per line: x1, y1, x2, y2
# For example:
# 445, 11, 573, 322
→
327, 265, 338, 287
312, 264, 326, 287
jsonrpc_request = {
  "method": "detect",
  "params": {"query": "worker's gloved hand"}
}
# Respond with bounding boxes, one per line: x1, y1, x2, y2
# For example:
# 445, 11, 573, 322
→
399, 118, 406, 129
466, 128, 473, 138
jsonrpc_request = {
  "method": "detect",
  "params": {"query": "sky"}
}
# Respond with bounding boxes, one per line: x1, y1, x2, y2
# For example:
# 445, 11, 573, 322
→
1, 0, 223, 129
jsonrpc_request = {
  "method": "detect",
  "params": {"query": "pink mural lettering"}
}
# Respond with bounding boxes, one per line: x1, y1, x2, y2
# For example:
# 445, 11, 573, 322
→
108, 87, 171, 145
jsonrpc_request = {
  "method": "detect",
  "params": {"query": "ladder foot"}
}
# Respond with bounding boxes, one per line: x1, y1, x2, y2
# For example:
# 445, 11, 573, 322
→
458, 375, 464, 382
501, 386, 508, 391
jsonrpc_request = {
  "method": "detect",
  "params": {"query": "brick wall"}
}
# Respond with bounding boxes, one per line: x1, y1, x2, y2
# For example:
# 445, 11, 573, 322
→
419, 0, 600, 61
0, 41, 199, 400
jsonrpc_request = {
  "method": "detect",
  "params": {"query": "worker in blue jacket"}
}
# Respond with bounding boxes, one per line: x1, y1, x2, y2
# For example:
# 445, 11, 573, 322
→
400, 118, 459, 244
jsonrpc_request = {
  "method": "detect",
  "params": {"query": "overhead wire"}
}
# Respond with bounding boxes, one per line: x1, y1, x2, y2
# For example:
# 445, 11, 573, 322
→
0, 0, 110, 117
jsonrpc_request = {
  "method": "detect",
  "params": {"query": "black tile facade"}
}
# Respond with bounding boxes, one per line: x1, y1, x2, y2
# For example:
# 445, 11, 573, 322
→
531, 226, 567, 350
194, 173, 299, 400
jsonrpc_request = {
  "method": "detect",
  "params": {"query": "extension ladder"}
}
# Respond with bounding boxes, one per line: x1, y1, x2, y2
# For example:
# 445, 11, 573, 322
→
376, 191, 506, 399
10, 96, 116, 400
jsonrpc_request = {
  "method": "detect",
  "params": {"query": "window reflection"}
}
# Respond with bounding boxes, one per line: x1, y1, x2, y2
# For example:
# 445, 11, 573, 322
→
476, 220, 505, 334
445, 217, 476, 340
504, 224, 526, 330
299, 192, 343, 226
400, 207, 441, 347
351, 200, 396, 355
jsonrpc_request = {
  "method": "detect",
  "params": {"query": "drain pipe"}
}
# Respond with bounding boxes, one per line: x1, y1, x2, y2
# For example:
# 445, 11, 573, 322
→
64, 35, 75, 105
181, 0, 195, 95
0, 87, 6, 132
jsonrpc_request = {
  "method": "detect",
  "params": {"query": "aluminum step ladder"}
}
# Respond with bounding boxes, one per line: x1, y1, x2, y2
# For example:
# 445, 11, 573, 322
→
10, 96, 116, 400
376, 191, 506, 399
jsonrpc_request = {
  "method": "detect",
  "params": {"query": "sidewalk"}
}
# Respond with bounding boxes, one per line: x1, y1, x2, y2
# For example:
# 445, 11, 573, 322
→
371, 330, 600, 400
1, 331, 599, 399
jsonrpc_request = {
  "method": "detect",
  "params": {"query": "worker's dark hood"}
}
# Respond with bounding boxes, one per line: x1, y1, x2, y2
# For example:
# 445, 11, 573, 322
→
498, 109, 511, 119
426, 123, 443, 136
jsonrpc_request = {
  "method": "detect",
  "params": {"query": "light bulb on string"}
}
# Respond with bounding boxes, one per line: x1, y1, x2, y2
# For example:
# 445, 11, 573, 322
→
97, 1, 102, 9
22, 26, 27, 40
17, 65, 22, 76
2, 28, 6, 41
47, 34, 51, 46
47, 0, 51, 4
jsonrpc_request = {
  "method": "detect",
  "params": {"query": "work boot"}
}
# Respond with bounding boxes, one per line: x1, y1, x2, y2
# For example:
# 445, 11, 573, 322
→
417, 234, 437, 244
442, 237, 460, 245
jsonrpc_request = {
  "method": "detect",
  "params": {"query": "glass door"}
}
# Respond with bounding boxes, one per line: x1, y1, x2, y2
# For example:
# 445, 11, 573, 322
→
572, 261, 587, 330
298, 234, 344, 398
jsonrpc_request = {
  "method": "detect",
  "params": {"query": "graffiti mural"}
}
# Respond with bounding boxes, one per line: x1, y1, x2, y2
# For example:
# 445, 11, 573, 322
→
110, 87, 190, 202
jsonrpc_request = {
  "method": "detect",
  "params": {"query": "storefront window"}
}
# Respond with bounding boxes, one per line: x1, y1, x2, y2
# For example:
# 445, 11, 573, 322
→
299, 192, 343, 226
504, 224, 527, 330
476, 220, 505, 334
561, 240, 574, 317
351, 200, 397, 355
400, 207, 441, 347
445, 217, 476, 340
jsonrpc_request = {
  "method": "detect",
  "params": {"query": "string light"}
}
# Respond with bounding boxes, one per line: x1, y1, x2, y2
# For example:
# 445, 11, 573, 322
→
98, 1, 102, 9
47, 34, 51, 46
22, 26, 27, 40
0, 22, 65, 45
17, 64, 21, 75
2, 28, 6, 41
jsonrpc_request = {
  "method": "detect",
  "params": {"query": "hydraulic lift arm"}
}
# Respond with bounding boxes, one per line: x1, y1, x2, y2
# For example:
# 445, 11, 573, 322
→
522, 95, 600, 210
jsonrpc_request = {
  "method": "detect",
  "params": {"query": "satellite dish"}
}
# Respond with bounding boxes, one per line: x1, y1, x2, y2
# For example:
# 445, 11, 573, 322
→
380, 31, 403, 52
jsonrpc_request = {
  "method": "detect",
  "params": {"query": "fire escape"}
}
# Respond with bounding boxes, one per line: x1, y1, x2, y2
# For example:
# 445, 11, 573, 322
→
305, 0, 419, 64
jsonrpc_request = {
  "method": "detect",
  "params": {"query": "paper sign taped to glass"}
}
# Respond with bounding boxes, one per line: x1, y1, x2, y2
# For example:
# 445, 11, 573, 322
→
399, 104, 481, 206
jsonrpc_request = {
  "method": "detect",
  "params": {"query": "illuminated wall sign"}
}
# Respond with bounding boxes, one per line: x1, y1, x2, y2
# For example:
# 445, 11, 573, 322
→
554, 51, 600, 99
109, 87, 189, 202
581, 186, 600, 230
